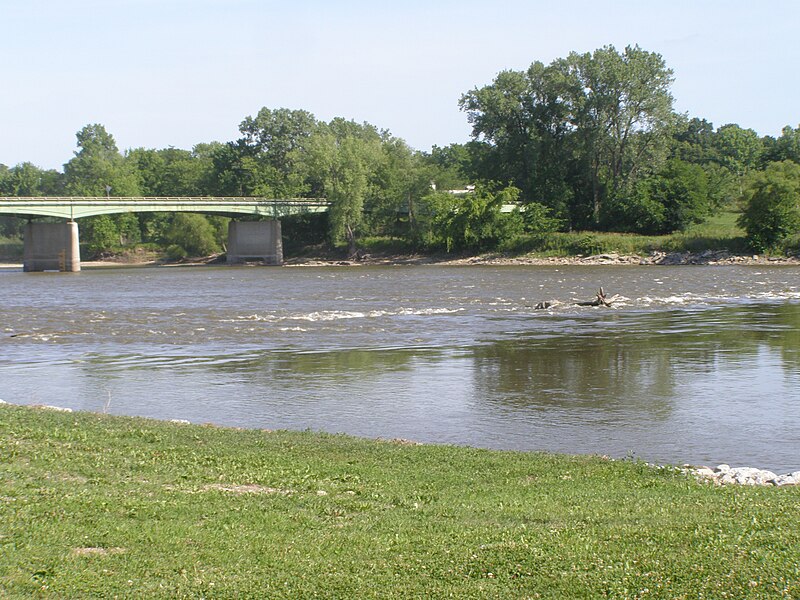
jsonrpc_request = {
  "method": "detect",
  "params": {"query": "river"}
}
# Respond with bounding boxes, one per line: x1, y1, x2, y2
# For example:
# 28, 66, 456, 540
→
1, 263, 798, 472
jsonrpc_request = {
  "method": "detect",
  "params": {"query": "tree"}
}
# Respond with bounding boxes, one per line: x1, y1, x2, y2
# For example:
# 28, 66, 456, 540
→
424, 144, 471, 192
0, 162, 64, 237
298, 119, 384, 256
712, 124, 763, 194
563, 45, 676, 225
239, 109, 317, 164
460, 61, 577, 222
64, 124, 140, 196
0, 162, 63, 196
738, 161, 800, 252
367, 136, 434, 241
236, 107, 318, 197
427, 185, 523, 253
647, 159, 710, 233
163, 213, 221, 257
460, 45, 677, 230
127, 147, 211, 197
63, 124, 142, 254
521, 201, 563, 234
460, 69, 540, 201
770, 125, 800, 164
671, 117, 718, 165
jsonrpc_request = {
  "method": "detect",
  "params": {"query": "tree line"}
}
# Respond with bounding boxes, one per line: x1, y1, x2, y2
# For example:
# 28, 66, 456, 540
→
2, 44, 799, 257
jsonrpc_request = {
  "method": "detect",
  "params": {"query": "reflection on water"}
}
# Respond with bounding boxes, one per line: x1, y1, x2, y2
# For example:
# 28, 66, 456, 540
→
1, 265, 799, 471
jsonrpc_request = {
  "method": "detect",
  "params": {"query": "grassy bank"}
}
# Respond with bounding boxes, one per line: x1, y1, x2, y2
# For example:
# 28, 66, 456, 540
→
355, 210, 754, 260
497, 210, 750, 258
1, 405, 798, 598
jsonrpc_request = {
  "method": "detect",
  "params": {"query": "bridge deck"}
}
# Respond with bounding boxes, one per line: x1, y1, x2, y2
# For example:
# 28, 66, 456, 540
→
0, 197, 330, 219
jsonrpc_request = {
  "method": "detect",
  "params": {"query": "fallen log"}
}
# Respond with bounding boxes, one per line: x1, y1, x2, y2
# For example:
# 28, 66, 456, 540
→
575, 287, 616, 307
534, 287, 620, 309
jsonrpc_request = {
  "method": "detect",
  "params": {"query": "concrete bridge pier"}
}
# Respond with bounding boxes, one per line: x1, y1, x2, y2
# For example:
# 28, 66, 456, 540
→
227, 220, 283, 265
23, 221, 81, 272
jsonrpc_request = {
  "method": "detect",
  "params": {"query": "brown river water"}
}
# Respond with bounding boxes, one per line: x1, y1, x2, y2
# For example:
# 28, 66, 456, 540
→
1, 263, 798, 471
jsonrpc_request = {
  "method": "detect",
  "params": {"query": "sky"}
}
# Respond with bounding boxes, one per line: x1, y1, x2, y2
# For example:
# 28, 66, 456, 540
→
2, 0, 799, 171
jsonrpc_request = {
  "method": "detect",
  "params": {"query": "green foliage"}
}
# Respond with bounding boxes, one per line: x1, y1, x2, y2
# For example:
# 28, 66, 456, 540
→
236, 107, 318, 197
503, 209, 748, 257
163, 213, 221, 257
671, 117, 718, 164
138, 212, 172, 244
772, 124, 800, 163
572, 234, 605, 255
281, 213, 329, 255
0, 234, 23, 258
653, 159, 711, 231
602, 189, 667, 234
298, 120, 385, 256
82, 215, 122, 256
424, 144, 471, 191
738, 161, 800, 252
165, 243, 188, 260
713, 123, 763, 179
520, 201, 563, 233
127, 147, 213, 196
596, 159, 711, 235
461, 45, 676, 229
64, 124, 140, 197
0, 162, 63, 196
429, 185, 523, 253
2, 90, 796, 259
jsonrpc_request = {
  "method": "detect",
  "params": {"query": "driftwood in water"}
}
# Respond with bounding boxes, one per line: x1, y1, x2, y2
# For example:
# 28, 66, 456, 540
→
575, 287, 618, 307
534, 287, 620, 310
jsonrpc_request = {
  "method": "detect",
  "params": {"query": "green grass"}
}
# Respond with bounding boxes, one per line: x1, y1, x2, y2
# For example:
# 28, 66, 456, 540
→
1, 405, 798, 598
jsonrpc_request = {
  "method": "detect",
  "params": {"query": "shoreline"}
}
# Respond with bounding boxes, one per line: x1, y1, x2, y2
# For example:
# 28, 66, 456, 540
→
286, 249, 800, 267
1, 400, 796, 486
2, 249, 799, 270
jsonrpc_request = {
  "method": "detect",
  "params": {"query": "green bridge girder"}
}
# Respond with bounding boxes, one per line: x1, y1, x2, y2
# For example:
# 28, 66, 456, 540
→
0, 197, 331, 220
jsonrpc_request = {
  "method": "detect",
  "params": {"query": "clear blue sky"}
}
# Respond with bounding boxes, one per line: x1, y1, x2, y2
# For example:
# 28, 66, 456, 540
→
2, 0, 798, 170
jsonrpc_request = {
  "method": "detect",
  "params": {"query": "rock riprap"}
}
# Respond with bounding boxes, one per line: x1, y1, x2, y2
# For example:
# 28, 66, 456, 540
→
690, 464, 800, 486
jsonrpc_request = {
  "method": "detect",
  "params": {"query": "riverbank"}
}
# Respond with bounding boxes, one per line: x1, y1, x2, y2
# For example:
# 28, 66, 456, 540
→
287, 249, 800, 267
2, 249, 798, 270
1, 402, 798, 598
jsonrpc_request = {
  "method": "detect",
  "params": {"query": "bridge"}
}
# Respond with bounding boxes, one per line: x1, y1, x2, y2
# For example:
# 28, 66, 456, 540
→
0, 197, 330, 271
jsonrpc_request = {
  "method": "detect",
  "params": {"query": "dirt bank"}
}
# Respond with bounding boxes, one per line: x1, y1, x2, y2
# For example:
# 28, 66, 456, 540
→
285, 249, 800, 267
2, 249, 798, 271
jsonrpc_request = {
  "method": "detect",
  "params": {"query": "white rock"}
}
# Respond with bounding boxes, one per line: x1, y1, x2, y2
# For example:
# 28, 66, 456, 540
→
40, 405, 72, 413
692, 464, 798, 486
753, 470, 779, 485
694, 467, 716, 479
772, 474, 798, 487
728, 467, 760, 484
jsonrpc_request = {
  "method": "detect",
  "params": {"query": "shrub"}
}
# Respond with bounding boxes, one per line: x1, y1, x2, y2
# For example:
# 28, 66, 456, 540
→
738, 161, 800, 252
165, 244, 188, 261
163, 213, 221, 257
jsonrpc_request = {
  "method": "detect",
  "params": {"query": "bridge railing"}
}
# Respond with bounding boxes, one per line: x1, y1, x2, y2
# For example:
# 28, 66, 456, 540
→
0, 196, 329, 204
0, 197, 331, 219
